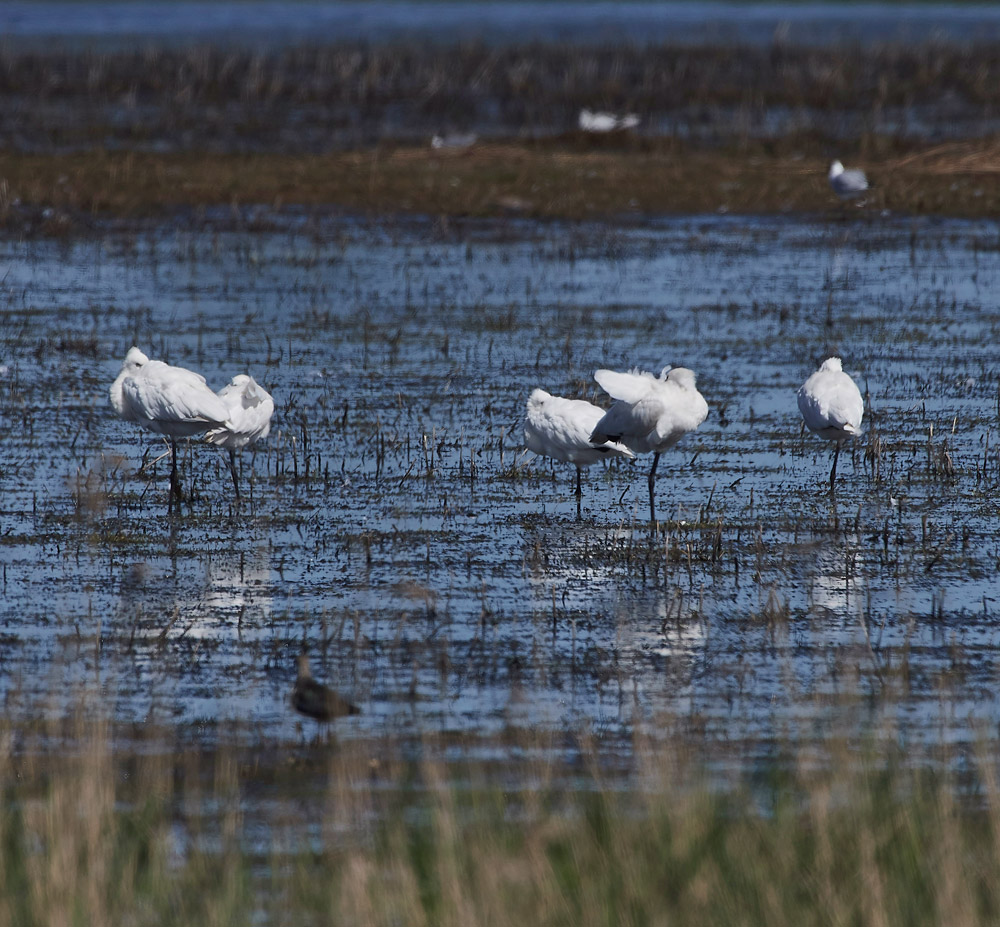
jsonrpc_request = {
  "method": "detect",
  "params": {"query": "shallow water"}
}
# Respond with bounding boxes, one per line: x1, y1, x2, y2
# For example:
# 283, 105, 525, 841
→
2, 210, 1000, 769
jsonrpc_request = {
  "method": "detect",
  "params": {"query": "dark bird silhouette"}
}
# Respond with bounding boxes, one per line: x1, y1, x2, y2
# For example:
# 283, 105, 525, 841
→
292, 653, 360, 722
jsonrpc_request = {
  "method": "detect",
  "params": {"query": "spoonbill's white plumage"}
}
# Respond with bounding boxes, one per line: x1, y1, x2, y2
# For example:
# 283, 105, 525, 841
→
204, 374, 275, 501
578, 108, 640, 133
589, 367, 708, 524
110, 346, 229, 501
797, 356, 864, 490
828, 160, 870, 202
523, 388, 634, 515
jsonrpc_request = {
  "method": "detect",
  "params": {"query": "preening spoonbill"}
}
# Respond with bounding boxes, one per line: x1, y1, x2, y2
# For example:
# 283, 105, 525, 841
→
110, 346, 229, 502
797, 356, 864, 490
204, 374, 275, 501
523, 388, 634, 516
589, 367, 708, 524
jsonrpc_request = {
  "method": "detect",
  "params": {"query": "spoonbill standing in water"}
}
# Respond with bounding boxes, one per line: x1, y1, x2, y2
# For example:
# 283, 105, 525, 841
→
589, 367, 708, 524
828, 160, 870, 202
109, 346, 229, 502
797, 356, 864, 490
205, 374, 275, 502
523, 388, 634, 517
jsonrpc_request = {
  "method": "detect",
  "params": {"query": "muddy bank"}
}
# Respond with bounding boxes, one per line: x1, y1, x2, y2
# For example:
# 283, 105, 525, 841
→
0, 140, 998, 227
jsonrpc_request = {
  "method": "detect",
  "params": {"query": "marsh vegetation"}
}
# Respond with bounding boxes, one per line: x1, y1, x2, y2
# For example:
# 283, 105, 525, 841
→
3, 12, 1000, 921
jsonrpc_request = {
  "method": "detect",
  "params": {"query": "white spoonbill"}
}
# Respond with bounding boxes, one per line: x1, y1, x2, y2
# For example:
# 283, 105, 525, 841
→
204, 374, 275, 501
523, 388, 634, 515
578, 108, 640, 133
589, 367, 708, 524
828, 160, 870, 202
109, 346, 229, 502
797, 357, 864, 490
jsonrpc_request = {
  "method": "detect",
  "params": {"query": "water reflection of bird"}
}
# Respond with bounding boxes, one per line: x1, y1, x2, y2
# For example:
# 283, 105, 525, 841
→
201, 546, 273, 628
523, 388, 634, 516
292, 653, 360, 723
204, 374, 275, 501
589, 367, 708, 524
797, 357, 864, 490
828, 160, 870, 202
109, 346, 229, 502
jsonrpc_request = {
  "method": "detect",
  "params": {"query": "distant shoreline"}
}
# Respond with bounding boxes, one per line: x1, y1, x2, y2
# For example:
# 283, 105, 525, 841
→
2, 141, 998, 232
1, 37, 999, 228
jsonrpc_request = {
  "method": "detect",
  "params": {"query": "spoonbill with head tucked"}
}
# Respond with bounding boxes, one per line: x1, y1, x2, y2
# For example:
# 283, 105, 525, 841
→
828, 160, 870, 202
110, 346, 229, 502
523, 388, 634, 517
797, 356, 864, 490
204, 374, 275, 501
589, 367, 708, 524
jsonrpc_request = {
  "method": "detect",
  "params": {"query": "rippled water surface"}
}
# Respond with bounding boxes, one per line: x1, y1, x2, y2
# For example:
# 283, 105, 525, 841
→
2, 211, 1000, 768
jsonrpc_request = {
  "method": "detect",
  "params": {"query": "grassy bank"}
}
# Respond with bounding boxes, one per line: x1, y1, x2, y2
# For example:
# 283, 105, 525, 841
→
3, 721, 1000, 926
1, 138, 999, 227
1, 41, 998, 153
3, 37, 1000, 224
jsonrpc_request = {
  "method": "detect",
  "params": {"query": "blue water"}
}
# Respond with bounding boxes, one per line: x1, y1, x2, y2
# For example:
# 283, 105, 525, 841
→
2, 211, 1000, 768
2, 1, 999, 49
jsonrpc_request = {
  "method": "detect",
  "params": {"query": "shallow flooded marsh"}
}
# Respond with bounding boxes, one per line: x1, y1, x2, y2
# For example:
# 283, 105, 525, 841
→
2, 211, 1000, 771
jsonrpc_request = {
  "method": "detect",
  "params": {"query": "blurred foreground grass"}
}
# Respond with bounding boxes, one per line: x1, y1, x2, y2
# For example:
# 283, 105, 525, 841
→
3, 717, 1000, 926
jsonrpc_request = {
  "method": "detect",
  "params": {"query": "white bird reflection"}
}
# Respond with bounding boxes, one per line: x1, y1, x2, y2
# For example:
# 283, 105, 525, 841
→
200, 545, 274, 631
806, 535, 867, 619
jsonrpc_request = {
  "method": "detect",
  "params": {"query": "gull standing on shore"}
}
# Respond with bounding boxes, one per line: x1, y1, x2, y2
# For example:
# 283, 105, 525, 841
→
523, 388, 634, 518
110, 347, 229, 503
589, 367, 708, 524
797, 357, 864, 490
828, 160, 870, 202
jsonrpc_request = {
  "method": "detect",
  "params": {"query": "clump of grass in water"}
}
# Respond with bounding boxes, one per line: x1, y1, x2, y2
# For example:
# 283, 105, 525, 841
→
3, 711, 1000, 925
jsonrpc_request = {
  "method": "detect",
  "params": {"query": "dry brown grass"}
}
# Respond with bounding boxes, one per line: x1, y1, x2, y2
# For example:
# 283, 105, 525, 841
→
3, 712, 1000, 926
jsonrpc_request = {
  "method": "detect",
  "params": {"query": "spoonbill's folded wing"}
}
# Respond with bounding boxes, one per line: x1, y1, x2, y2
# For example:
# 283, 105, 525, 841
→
594, 368, 655, 404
